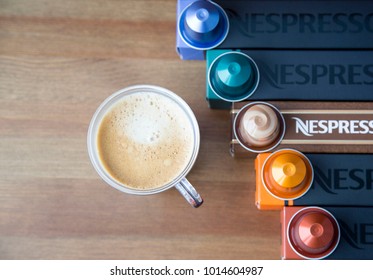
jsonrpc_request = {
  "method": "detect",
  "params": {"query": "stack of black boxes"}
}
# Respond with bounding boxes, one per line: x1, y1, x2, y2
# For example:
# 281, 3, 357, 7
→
176, 0, 373, 259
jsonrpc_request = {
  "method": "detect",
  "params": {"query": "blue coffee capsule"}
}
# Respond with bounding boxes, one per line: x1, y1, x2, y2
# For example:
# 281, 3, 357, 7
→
208, 51, 260, 102
178, 0, 229, 50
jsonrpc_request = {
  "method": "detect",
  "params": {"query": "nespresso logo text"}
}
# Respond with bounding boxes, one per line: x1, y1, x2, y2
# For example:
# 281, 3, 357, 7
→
226, 10, 373, 36
293, 118, 373, 136
314, 167, 373, 195
260, 64, 373, 88
340, 221, 373, 249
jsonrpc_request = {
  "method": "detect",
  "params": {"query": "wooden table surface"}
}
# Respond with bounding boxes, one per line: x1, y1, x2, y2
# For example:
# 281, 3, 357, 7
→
0, 0, 279, 260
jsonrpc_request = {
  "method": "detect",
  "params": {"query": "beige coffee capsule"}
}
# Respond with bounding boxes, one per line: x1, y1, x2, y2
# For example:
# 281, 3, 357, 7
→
234, 102, 285, 152
239, 104, 280, 147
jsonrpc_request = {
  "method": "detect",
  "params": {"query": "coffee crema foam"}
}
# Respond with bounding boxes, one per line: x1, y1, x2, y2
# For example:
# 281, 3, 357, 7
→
97, 92, 194, 190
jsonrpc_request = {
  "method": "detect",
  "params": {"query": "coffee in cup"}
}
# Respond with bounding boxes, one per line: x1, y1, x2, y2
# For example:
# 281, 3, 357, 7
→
88, 85, 203, 207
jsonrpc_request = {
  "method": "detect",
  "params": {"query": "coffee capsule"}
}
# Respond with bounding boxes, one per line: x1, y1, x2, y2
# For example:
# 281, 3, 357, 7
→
208, 51, 259, 101
234, 102, 285, 152
262, 149, 313, 200
178, 0, 229, 50
287, 207, 340, 259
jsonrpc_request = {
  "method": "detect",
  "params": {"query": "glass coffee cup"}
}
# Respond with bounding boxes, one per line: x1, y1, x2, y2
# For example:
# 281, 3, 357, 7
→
87, 85, 203, 207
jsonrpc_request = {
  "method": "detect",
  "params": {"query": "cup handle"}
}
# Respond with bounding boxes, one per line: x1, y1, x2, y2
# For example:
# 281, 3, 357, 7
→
175, 178, 203, 208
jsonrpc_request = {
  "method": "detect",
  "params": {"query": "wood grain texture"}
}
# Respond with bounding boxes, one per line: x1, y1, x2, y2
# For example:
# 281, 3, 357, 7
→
0, 0, 280, 260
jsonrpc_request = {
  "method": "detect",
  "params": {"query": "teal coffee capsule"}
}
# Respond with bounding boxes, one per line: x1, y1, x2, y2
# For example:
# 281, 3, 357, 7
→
208, 51, 260, 102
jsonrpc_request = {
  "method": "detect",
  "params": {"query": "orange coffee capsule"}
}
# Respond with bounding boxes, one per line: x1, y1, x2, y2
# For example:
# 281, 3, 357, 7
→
287, 207, 340, 259
262, 149, 313, 200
